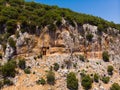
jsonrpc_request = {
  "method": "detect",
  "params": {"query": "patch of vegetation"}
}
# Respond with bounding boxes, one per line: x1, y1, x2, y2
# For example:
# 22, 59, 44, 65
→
15, 31, 20, 38
53, 63, 59, 71
110, 83, 120, 90
79, 55, 85, 62
1, 60, 16, 77
0, 0, 119, 37
36, 78, 46, 85
46, 71, 55, 85
86, 33, 93, 42
24, 68, 31, 74
67, 72, 78, 90
3, 78, 13, 86
81, 75, 93, 90
102, 76, 110, 84
18, 59, 26, 69
107, 65, 114, 75
94, 73, 99, 82
102, 51, 109, 62
8, 37, 16, 48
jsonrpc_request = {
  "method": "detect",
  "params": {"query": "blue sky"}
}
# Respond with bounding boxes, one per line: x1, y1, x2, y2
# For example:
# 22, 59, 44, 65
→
29, 0, 120, 24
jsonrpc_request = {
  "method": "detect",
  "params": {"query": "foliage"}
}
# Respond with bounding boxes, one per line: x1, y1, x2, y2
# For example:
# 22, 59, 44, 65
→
110, 83, 120, 90
67, 72, 78, 90
86, 33, 93, 42
102, 51, 109, 62
0, 0, 119, 36
107, 65, 114, 75
94, 73, 99, 82
15, 31, 20, 38
102, 76, 110, 84
46, 71, 55, 85
98, 24, 104, 34
36, 78, 46, 85
53, 63, 59, 71
3, 78, 13, 86
24, 68, 31, 74
18, 59, 26, 69
79, 55, 85, 62
1, 60, 16, 77
6, 19, 17, 35
8, 37, 16, 48
81, 75, 93, 90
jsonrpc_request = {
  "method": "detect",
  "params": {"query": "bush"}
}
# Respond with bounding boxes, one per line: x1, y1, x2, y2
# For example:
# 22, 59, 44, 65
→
94, 73, 99, 82
24, 68, 31, 74
81, 75, 93, 90
107, 65, 114, 75
53, 63, 59, 71
1, 60, 16, 77
36, 78, 46, 85
98, 24, 104, 34
110, 83, 120, 90
15, 31, 20, 38
8, 38, 16, 48
67, 72, 78, 90
46, 71, 55, 85
18, 59, 26, 69
86, 33, 93, 42
102, 51, 109, 62
79, 55, 85, 62
102, 76, 110, 84
3, 78, 13, 86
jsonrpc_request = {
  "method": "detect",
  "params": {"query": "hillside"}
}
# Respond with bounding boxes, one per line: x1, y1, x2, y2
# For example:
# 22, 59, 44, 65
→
0, 0, 120, 90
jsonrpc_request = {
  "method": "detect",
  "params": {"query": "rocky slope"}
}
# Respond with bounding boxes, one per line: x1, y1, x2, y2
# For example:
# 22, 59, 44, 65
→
0, 0, 120, 90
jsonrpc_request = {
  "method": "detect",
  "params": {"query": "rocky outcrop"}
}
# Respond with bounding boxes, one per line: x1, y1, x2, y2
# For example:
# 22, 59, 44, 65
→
3, 43, 15, 62
16, 32, 29, 47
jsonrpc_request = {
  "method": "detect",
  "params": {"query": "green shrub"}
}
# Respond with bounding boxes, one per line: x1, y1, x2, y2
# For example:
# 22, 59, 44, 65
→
79, 55, 85, 62
73, 63, 77, 68
24, 68, 31, 74
1, 60, 16, 77
8, 38, 16, 48
3, 78, 13, 86
98, 24, 104, 34
53, 63, 59, 71
94, 73, 99, 82
46, 71, 55, 85
107, 65, 114, 75
36, 78, 46, 85
102, 76, 110, 84
102, 51, 109, 62
15, 31, 20, 38
81, 75, 93, 90
110, 83, 120, 90
86, 33, 93, 42
67, 72, 78, 90
18, 59, 26, 69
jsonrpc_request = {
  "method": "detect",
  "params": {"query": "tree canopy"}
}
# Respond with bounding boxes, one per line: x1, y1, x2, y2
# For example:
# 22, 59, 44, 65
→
0, 0, 119, 36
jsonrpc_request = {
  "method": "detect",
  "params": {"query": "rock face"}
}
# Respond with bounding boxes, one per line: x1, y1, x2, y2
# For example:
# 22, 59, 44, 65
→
38, 23, 114, 59
3, 43, 15, 62
16, 32, 29, 47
